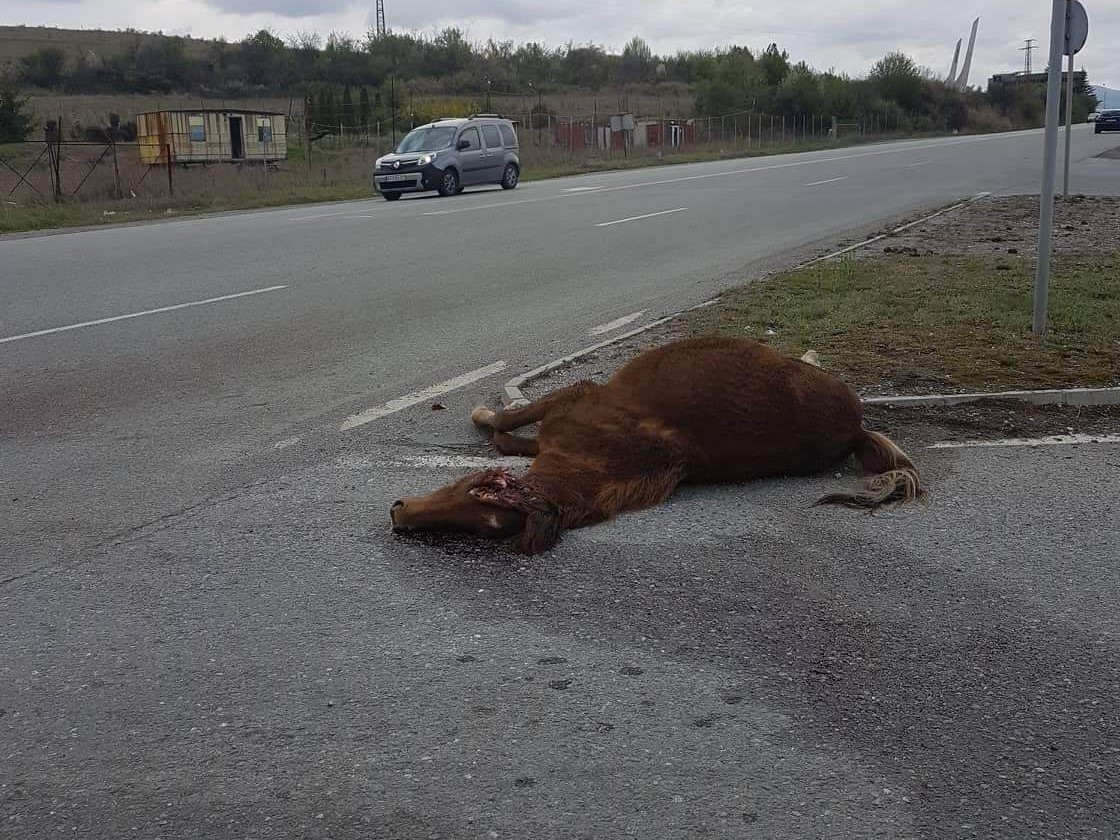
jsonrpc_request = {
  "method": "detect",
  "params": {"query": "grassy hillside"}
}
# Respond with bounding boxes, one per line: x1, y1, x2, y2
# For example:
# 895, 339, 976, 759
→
0, 25, 212, 69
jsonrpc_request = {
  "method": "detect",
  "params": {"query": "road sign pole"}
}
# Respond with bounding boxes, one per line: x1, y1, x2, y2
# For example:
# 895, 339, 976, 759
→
1062, 14, 1075, 196
1034, 0, 1068, 336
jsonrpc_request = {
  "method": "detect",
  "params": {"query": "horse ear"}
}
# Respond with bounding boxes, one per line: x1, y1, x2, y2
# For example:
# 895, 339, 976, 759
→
517, 510, 561, 554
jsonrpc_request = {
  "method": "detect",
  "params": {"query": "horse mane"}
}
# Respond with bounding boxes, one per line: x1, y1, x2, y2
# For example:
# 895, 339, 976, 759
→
469, 469, 564, 553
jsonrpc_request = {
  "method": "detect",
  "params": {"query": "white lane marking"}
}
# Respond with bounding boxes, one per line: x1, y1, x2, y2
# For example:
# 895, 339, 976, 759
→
590, 311, 646, 336
804, 176, 848, 187
336, 454, 525, 471
290, 209, 373, 221
340, 361, 508, 431
564, 186, 603, 192
596, 207, 688, 228
422, 196, 541, 216
273, 437, 302, 450
401, 454, 527, 469
929, 433, 1120, 450
908, 160, 932, 167
0, 285, 290, 345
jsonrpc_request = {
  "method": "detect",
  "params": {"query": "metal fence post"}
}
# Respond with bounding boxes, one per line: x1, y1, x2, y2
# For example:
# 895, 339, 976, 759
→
111, 140, 122, 199
165, 143, 174, 196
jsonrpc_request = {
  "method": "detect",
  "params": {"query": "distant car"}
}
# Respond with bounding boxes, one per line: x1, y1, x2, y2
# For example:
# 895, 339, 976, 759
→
372, 115, 521, 201
1095, 109, 1120, 133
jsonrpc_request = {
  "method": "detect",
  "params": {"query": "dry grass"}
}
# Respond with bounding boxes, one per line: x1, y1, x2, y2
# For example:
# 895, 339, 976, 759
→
686, 253, 1120, 394
0, 25, 213, 68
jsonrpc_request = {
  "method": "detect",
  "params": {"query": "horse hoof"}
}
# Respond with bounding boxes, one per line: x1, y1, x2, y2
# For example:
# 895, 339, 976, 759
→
801, 349, 821, 368
471, 406, 497, 428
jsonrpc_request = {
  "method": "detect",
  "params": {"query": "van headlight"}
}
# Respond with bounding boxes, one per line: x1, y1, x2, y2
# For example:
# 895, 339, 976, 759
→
419, 153, 436, 166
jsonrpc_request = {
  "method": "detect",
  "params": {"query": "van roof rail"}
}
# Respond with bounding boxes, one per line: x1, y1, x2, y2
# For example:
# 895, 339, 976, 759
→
469, 113, 504, 119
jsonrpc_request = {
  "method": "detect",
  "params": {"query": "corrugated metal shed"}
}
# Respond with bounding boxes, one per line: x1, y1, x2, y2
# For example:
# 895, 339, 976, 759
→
136, 109, 287, 165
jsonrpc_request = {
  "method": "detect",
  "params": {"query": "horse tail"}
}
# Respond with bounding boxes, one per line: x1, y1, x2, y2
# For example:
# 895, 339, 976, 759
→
815, 429, 926, 511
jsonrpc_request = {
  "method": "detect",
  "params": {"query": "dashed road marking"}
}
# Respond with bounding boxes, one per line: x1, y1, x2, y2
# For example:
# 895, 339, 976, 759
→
0, 285, 290, 345
596, 207, 688, 228
804, 176, 848, 187
590, 311, 646, 336
340, 361, 509, 431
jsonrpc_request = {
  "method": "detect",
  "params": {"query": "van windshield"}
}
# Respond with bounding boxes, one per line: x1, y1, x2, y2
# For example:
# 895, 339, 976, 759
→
395, 126, 456, 153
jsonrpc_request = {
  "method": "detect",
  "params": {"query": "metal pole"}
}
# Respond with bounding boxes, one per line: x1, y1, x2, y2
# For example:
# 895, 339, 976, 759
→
1062, 41, 1075, 196
111, 140, 121, 199
165, 143, 174, 196
1034, 0, 1068, 336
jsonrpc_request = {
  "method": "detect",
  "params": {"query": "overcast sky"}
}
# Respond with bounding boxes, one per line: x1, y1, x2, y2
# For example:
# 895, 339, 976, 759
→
6, 1, 1119, 102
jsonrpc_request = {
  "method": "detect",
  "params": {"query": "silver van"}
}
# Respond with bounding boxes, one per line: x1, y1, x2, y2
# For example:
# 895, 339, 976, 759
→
372, 115, 521, 201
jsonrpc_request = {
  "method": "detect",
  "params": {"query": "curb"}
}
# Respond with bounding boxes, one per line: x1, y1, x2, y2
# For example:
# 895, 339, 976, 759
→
864, 387, 1120, 408
500, 192, 993, 408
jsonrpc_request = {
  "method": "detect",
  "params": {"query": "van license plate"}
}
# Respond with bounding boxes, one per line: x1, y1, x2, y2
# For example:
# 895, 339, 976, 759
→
381, 174, 413, 182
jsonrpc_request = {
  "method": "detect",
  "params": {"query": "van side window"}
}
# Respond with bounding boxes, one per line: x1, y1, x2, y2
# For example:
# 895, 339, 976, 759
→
499, 124, 517, 147
481, 124, 501, 149
459, 128, 481, 151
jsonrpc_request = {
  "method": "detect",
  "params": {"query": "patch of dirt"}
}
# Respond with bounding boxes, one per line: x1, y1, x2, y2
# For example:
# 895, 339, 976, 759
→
865, 194, 1120, 259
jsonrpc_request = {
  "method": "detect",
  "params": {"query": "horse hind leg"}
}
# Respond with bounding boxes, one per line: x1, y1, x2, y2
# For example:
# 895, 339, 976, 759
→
492, 430, 539, 458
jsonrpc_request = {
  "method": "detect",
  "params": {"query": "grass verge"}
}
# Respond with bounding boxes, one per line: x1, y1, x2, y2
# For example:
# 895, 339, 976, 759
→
685, 252, 1120, 394
0, 184, 373, 235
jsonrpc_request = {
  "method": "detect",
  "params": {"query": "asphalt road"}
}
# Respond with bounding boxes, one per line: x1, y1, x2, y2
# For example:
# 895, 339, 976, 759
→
3, 126, 1120, 839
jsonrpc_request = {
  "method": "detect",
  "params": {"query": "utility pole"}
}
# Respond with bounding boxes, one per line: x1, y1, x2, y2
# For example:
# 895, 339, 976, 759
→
1021, 38, 1038, 74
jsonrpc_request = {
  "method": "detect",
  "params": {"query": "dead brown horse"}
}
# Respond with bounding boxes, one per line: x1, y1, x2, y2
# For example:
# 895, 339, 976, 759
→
391, 337, 925, 553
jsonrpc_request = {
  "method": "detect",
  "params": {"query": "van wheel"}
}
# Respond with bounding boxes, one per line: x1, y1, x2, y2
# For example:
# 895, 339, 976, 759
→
501, 164, 520, 190
438, 169, 460, 197
382, 191, 402, 201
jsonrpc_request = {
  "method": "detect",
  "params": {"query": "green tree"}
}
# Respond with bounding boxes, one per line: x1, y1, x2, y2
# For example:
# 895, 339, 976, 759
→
869, 52, 926, 111
341, 84, 354, 127
321, 87, 337, 130
758, 44, 790, 87
359, 85, 371, 129
620, 36, 654, 84
20, 46, 68, 89
0, 76, 35, 141
241, 29, 287, 87
773, 63, 823, 115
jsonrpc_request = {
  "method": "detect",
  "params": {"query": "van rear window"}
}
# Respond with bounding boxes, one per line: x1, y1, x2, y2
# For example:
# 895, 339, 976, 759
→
499, 124, 517, 147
